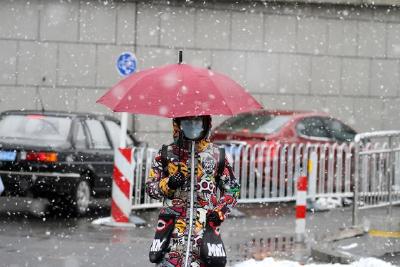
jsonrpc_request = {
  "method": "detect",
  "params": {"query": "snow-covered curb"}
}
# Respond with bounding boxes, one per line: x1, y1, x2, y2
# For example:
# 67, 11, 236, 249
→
234, 257, 395, 267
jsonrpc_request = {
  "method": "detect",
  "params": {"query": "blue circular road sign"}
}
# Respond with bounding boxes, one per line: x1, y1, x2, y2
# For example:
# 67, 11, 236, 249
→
116, 52, 137, 76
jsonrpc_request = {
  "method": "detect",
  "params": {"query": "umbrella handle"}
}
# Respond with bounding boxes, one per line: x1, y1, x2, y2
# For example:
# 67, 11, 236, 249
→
184, 140, 196, 267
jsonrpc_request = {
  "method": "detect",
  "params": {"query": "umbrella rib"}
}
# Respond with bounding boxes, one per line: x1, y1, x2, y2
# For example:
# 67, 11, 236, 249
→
209, 73, 262, 115
172, 65, 185, 117
179, 64, 185, 98
112, 67, 161, 111
207, 75, 235, 116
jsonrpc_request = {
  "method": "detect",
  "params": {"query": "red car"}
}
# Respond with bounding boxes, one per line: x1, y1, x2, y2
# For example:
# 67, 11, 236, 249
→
210, 110, 358, 199
211, 110, 357, 146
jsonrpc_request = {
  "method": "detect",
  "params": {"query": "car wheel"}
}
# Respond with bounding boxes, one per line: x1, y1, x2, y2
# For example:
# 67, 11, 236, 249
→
72, 179, 91, 216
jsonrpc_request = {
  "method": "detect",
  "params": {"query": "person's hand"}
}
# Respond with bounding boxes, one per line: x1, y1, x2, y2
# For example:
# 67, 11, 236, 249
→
207, 209, 224, 226
167, 163, 188, 190
168, 162, 188, 177
167, 170, 186, 190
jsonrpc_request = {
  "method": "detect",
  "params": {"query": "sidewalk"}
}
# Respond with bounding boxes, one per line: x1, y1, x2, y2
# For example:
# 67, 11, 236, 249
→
219, 203, 400, 266
309, 206, 400, 265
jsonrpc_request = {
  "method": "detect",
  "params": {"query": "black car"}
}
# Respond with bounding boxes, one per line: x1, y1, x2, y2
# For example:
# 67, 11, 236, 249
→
0, 110, 142, 215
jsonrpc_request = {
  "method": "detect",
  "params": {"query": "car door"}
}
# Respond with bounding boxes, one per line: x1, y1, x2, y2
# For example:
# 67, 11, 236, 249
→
84, 118, 114, 194
321, 117, 357, 191
71, 118, 92, 177
295, 116, 334, 144
296, 116, 337, 194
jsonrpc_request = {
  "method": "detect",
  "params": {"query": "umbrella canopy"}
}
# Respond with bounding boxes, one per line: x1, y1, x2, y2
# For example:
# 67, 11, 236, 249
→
97, 63, 263, 118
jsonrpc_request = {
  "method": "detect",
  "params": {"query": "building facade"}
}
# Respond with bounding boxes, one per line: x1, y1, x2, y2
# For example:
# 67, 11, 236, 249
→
0, 0, 400, 147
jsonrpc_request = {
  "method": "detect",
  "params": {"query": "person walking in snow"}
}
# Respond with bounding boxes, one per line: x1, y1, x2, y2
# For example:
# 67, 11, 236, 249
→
146, 115, 240, 267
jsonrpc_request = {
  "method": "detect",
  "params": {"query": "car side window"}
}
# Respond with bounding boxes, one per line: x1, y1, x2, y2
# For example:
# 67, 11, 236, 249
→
324, 118, 356, 142
296, 117, 331, 139
74, 121, 87, 149
85, 119, 111, 149
104, 120, 134, 148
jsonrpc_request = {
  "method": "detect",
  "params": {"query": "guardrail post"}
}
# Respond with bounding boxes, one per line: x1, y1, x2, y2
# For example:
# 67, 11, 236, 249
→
308, 149, 317, 203
352, 140, 360, 227
388, 136, 394, 218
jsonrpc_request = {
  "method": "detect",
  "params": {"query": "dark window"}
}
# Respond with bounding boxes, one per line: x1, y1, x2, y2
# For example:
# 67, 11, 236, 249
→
217, 114, 291, 134
74, 121, 87, 149
0, 114, 72, 147
104, 120, 134, 148
296, 117, 331, 139
323, 118, 356, 142
85, 119, 111, 149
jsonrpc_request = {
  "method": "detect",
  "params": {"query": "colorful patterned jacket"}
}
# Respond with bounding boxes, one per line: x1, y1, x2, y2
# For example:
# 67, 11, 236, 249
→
145, 119, 240, 267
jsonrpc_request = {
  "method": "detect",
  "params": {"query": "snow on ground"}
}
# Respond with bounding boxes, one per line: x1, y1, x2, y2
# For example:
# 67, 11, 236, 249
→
234, 257, 395, 267
308, 197, 343, 211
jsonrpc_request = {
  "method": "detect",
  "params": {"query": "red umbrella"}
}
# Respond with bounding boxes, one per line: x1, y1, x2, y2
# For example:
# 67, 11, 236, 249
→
97, 62, 262, 118
97, 55, 261, 264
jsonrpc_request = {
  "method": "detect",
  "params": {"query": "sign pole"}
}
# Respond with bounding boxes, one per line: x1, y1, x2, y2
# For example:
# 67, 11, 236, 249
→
119, 112, 128, 148
115, 51, 137, 149
92, 51, 142, 228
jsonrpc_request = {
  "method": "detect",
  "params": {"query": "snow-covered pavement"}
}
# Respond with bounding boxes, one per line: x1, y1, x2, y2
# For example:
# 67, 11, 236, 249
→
234, 257, 396, 267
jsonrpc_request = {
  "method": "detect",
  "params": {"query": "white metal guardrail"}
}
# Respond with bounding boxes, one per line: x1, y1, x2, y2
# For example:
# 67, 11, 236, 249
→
352, 131, 400, 226
130, 136, 400, 213
131, 147, 163, 210
130, 142, 357, 210
222, 142, 355, 203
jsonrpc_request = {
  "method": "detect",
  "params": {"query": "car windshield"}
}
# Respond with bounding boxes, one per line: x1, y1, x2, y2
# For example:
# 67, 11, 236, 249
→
0, 114, 72, 147
217, 114, 291, 134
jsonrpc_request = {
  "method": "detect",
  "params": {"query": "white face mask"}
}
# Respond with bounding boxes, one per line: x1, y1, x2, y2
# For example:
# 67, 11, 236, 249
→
180, 118, 205, 140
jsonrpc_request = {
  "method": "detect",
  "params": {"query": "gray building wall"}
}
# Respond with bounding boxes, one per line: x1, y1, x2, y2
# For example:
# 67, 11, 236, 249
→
0, 0, 400, 147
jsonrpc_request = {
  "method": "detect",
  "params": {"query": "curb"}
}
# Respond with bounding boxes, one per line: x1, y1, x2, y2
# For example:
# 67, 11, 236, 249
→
310, 226, 366, 264
92, 215, 146, 228
369, 229, 400, 238
311, 226, 400, 264
311, 246, 354, 264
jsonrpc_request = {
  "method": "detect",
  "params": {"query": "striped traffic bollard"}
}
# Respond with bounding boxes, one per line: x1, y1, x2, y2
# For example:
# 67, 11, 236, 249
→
295, 175, 308, 243
111, 148, 134, 223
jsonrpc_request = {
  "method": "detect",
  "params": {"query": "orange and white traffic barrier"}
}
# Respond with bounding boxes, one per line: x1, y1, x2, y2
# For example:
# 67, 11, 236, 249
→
295, 175, 307, 243
111, 148, 134, 223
